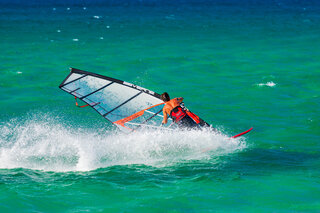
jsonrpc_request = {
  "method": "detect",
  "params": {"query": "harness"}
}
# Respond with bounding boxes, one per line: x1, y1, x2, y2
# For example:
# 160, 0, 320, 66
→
170, 106, 187, 122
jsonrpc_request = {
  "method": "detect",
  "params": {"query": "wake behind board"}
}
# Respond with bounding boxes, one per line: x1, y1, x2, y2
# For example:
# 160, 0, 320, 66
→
201, 127, 253, 153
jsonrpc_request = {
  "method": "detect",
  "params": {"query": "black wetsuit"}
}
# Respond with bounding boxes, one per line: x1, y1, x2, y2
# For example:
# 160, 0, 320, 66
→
170, 106, 199, 129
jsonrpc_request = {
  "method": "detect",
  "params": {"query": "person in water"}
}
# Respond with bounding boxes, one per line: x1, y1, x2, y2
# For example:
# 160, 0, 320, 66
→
160, 92, 198, 129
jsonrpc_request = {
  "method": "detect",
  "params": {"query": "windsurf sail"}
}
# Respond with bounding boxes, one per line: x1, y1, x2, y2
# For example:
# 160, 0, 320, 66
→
59, 68, 179, 133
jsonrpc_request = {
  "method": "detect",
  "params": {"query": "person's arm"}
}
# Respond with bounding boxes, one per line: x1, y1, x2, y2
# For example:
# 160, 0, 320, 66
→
176, 97, 184, 103
162, 107, 168, 124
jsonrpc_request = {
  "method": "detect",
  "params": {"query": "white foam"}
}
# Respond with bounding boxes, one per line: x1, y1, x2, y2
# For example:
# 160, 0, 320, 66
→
57, 29, 61, 33
72, 38, 79, 42
93, 16, 101, 19
0, 114, 247, 172
257, 81, 276, 87
99, 37, 104, 40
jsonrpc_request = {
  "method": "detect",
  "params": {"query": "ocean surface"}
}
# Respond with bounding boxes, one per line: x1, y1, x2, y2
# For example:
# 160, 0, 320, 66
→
1, 0, 320, 212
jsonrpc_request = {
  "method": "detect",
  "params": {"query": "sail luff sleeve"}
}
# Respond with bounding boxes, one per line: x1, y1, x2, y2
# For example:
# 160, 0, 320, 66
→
70, 68, 161, 98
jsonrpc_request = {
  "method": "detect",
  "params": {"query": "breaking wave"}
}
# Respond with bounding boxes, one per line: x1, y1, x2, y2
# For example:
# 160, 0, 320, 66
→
257, 81, 277, 87
0, 114, 247, 172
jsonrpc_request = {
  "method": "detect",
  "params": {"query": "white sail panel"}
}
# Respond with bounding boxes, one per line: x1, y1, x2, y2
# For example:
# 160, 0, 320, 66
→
63, 73, 84, 85
59, 68, 175, 132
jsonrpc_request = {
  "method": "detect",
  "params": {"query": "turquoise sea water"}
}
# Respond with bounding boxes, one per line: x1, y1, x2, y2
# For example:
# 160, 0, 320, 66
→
1, 0, 320, 212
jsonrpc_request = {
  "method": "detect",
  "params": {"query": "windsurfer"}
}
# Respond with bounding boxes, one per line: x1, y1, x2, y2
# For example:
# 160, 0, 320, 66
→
161, 92, 199, 129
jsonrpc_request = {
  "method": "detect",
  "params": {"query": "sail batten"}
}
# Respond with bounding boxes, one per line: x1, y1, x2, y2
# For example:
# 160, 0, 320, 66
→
103, 91, 143, 117
61, 74, 88, 87
80, 82, 114, 100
